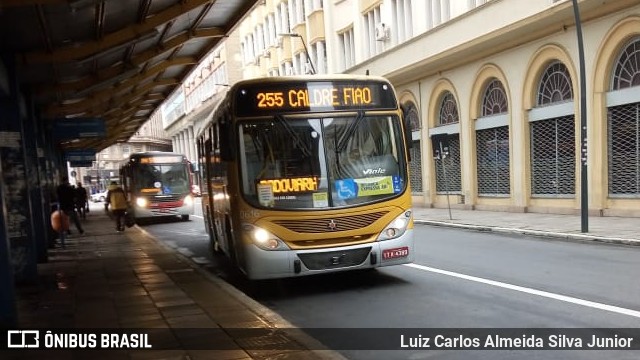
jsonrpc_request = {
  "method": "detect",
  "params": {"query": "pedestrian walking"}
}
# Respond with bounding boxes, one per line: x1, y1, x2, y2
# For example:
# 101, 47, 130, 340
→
75, 182, 88, 219
56, 176, 84, 242
106, 181, 128, 232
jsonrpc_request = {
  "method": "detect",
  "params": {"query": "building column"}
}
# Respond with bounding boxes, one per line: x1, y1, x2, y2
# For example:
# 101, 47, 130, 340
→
172, 136, 178, 153
179, 131, 186, 156
317, 41, 326, 74
0, 154, 17, 328
24, 92, 48, 263
0, 56, 38, 295
188, 126, 196, 163
183, 128, 192, 161
0, 57, 17, 325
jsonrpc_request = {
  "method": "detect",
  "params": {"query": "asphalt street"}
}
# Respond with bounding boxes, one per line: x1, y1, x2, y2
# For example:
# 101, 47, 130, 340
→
135, 199, 640, 360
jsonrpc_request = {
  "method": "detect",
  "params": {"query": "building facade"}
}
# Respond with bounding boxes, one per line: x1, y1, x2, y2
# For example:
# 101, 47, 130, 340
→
72, 109, 171, 192
163, 31, 244, 165
232, 0, 640, 217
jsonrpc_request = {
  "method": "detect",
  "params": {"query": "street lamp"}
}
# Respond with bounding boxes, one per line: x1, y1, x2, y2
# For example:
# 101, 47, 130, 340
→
572, 0, 588, 233
278, 33, 316, 74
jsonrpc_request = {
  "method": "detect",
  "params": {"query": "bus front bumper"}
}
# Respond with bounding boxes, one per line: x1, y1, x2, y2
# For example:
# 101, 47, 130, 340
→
134, 203, 194, 218
243, 229, 414, 280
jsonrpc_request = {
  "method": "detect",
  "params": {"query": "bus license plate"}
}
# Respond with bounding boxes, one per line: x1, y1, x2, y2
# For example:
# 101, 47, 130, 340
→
382, 246, 409, 260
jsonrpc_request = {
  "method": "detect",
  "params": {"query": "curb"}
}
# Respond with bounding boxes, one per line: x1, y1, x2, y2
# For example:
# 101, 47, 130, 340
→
414, 220, 640, 247
134, 225, 348, 360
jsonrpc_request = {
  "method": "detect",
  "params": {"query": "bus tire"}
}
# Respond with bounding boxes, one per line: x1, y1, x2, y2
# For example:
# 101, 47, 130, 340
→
181, 215, 189, 221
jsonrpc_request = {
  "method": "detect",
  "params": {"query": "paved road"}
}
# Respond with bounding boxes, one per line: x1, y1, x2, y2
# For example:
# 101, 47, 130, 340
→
138, 203, 640, 360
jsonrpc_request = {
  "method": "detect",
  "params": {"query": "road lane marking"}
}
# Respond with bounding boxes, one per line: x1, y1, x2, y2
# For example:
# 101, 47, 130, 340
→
404, 263, 640, 319
192, 215, 203, 219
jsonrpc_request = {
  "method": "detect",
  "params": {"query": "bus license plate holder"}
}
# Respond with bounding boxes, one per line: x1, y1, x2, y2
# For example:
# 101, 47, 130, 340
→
382, 246, 409, 260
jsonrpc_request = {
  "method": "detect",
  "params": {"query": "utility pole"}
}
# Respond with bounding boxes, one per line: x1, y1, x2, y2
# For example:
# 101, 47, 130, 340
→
278, 33, 317, 74
572, 0, 589, 233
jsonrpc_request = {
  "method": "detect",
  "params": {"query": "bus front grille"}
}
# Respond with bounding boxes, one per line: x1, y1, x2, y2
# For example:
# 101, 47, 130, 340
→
297, 247, 372, 270
273, 211, 389, 233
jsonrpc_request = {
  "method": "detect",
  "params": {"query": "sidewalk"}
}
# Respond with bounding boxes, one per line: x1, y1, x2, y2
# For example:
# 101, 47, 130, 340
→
413, 206, 640, 246
6, 207, 345, 360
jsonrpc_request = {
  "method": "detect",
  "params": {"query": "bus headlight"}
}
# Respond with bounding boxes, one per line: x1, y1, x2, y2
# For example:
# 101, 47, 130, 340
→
377, 210, 412, 241
136, 197, 148, 208
242, 224, 289, 251
183, 195, 194, 206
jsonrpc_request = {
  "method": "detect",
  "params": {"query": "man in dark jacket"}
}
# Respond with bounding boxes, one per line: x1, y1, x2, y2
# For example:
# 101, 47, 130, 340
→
75, 182, 88, 219
56, 176, 84, 235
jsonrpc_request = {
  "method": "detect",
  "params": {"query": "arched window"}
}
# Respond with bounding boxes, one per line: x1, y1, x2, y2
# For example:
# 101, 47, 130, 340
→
482, 79, 508, 116
608, 37, 640, 195
477, 78, 510, 196
403, 102, 422, 193
406, 104, 420, 131
434, 91, 461, 193
530, 61, 575, 196
612, 38, 640, 89
537, 61, 573, 105
438, 92, 459, 125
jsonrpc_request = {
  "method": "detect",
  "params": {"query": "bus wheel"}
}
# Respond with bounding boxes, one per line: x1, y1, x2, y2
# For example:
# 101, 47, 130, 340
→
181, 215, 190, 221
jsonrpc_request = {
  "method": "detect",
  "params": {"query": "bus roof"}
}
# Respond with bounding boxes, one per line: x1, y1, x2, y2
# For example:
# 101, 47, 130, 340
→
126, 151, 188, 163
228, 74, 394, 88
128, 151, 183, 157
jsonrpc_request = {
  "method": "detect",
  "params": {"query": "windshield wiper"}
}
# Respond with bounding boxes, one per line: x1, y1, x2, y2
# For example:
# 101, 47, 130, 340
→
274, 115, 311, 157
336, 111, 365, 153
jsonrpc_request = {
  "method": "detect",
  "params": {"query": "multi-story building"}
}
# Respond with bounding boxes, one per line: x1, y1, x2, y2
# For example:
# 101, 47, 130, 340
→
73, 108, 171, 192
233, 0, 640, 217
163, 31, 244, 165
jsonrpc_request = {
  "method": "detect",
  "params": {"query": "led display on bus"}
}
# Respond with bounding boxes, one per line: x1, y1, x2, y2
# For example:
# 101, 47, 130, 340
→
234, 80, 398, 116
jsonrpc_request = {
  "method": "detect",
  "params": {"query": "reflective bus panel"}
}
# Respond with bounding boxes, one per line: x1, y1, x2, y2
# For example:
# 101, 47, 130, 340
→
197, 76, 413, 280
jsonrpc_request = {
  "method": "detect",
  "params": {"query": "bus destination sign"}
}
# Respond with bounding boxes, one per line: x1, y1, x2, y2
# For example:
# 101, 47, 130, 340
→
138, 156, 183, 164
235, 80, 397, 116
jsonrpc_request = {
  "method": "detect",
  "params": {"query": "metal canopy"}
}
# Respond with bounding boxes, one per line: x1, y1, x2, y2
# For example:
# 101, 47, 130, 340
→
0, 0, 257, 151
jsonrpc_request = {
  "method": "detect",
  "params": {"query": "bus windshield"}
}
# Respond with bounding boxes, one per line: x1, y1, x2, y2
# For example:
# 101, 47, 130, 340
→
133, 163, 190, 195
239, 114, 406, 209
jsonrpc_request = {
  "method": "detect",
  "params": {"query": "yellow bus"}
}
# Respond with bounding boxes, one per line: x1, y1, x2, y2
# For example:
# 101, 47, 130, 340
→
196, 75, 414, 280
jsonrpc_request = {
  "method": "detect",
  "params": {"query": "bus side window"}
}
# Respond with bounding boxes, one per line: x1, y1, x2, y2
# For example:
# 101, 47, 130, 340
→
212, 123, 227, 179
219, 113, 234, 161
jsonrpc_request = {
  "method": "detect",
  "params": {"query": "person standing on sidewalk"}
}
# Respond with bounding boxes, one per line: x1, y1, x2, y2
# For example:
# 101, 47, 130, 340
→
56, 176, 84, 235
106, 181, 128, 232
